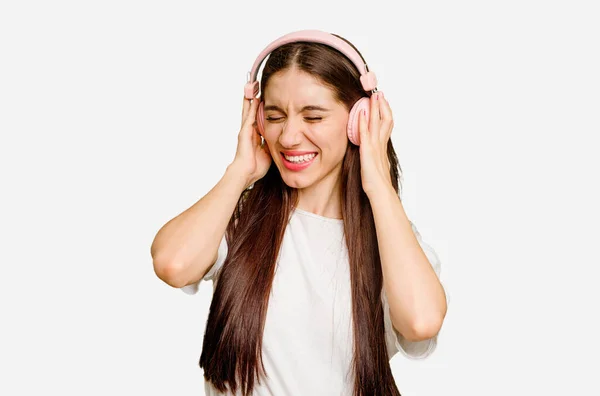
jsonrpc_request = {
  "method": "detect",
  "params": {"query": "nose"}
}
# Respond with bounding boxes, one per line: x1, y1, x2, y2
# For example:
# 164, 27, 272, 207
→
278, 116, 303, 147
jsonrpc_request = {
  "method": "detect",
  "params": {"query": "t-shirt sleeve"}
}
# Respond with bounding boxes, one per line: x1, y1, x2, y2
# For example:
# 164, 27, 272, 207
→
180, 234, 229, 295
382, 220, 448, 360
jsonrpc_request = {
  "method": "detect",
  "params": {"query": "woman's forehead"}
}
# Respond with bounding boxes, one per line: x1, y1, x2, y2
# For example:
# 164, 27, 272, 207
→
266, 68, 332, 94
265, 80, 336, 106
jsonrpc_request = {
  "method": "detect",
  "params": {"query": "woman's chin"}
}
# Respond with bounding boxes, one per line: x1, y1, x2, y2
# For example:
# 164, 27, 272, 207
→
281, 175, 312, 189
279, 169, 315, 189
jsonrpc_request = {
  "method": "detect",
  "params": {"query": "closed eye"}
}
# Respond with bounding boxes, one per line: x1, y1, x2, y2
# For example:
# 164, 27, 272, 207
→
266, 117, 322, 122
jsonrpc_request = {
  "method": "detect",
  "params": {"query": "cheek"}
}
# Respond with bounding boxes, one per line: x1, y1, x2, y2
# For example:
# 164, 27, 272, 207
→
313, 137, 348, 165
318, 122, 348, 152
262, 130, 278, 146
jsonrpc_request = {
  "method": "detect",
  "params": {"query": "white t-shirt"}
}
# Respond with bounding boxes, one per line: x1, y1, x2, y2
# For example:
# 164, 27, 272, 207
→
182, 207, 446, 396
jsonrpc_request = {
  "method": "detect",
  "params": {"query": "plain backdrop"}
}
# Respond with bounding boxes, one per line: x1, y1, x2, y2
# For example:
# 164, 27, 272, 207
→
1, 1, 598, 395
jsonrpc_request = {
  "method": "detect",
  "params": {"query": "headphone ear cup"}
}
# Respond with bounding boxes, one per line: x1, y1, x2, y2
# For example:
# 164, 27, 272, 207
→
347, 97, 370, 146
256, 100, 265, 136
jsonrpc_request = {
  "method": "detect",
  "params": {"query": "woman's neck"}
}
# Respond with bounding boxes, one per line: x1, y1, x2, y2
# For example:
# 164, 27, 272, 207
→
295, 170, 343, 220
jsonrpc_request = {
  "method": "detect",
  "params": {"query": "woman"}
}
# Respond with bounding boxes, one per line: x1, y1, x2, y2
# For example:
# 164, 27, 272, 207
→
151, 30, 448, 396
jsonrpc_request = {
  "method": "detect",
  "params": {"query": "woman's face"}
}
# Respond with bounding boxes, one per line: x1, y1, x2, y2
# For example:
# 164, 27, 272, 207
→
262, 68, 349, 189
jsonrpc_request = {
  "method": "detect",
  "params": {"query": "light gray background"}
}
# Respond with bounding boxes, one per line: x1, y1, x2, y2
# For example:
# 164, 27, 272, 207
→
1, 0, 598, 395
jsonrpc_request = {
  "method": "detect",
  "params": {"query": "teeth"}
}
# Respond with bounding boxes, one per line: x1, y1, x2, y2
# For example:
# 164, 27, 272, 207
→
284, 153, 316, 163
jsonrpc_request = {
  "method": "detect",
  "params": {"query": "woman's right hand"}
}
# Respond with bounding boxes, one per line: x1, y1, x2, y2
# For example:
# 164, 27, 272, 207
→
230, 95, 273, 188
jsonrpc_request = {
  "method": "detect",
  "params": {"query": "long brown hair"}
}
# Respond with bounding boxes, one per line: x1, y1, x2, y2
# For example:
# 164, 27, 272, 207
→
200, 34, 403, 396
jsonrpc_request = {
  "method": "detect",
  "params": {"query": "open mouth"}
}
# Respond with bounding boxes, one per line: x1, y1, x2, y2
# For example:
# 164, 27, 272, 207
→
280, 152, 318, 171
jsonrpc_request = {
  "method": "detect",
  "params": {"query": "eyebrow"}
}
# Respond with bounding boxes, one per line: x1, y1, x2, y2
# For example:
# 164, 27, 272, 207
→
263, 104, 331, 112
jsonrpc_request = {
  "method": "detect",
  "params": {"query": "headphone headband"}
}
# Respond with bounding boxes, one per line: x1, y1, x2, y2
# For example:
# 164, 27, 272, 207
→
244, 29, 378, 99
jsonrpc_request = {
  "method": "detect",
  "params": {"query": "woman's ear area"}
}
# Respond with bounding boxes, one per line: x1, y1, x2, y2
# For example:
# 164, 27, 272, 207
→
256, 99, 266, 138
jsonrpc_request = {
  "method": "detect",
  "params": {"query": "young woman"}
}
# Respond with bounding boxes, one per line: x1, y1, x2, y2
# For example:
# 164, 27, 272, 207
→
151, 30, 448, 396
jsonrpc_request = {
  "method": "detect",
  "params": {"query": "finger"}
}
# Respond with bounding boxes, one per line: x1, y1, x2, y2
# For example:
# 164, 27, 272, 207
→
368, 92, 381, 138
358, 108, 369, 146
379, 93, 394, 138
241, 96, 251, 127
242, 97, 260, 132
242, 95, 260, 128
255, 132, 262, 148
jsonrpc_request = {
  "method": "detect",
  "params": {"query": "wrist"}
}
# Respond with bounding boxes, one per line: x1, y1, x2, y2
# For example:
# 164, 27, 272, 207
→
366, 183, 398, 208
225, 162, 252, 192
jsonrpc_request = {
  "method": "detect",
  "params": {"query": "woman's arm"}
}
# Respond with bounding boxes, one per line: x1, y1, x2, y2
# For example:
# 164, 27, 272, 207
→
150, 163, 249, 288
369, 185, 447, 342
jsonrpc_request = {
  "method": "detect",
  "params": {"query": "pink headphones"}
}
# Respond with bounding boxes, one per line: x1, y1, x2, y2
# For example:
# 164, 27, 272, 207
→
243, 29, 379, 146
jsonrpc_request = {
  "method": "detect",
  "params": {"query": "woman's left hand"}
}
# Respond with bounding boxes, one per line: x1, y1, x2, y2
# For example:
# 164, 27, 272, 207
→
358, 92, 394, 196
